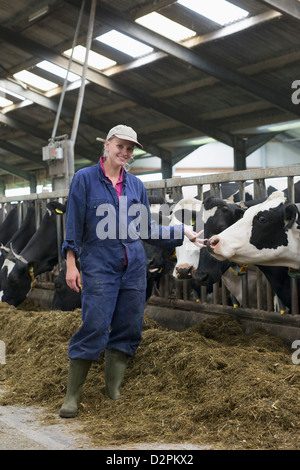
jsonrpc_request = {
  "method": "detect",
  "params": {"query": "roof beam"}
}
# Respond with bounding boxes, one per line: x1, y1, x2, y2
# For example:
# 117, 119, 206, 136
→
0, 159, 36, 182
0, 24, 234, 147
259, 0, 300, 20
0, 139, 46, 166
95, 4, 300, 118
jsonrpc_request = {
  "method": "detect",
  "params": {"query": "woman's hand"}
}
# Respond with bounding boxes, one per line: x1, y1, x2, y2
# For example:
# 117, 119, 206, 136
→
66, 250, 82, 292
184, 228, 207, 248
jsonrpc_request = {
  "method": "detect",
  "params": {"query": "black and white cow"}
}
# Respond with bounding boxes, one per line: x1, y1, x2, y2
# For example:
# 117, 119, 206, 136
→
206, 191, 300, 311
0, 203, 36, 269
169, 198, 203, 279
0, 205, 19, 245
51, 259, 82, 311
195, 196, 269, 309
195, 196, 244, 285
207, 191, 300, 269
142, 241, 177, 300
0, 201, 66, 306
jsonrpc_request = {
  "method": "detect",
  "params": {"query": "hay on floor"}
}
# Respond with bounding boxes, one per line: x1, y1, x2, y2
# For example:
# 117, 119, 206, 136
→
0, 302, 299, 450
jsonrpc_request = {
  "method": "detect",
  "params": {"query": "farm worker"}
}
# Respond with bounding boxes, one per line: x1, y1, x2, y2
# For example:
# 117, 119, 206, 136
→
59, 124, 205, 418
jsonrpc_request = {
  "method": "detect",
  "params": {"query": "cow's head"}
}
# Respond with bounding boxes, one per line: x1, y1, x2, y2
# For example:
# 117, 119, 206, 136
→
195, 197, 244, 285
0, 256, 32, 306
207, 191, 300, 269
0, 201, 66, 306
169, 198, 203, 279
52, 260, 81, 311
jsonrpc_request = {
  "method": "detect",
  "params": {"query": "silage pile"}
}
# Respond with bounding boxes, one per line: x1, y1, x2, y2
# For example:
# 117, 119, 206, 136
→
0, 302, 299, 450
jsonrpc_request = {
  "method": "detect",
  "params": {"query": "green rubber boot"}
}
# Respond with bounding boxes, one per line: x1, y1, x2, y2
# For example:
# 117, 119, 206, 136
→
59, 359, 92, 418
105, 349, 129, 400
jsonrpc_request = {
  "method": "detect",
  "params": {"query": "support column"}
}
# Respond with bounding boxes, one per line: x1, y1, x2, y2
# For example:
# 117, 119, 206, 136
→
161, 157, 172, 179
233, 137, 246, 171
0, 177, 5, 196
29, 175, 37, 194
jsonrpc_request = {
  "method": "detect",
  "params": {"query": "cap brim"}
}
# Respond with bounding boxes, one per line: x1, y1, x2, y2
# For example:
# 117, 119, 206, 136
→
114, 133, 143, 149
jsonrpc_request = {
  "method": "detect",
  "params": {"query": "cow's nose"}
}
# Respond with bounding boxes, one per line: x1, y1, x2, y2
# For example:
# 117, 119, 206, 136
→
175, 265, 194, 279
206, 236, 220, 253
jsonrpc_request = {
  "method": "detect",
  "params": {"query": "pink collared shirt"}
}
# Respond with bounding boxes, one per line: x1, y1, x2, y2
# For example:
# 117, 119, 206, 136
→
100, 157, 124, 198
100, 157, 127, 265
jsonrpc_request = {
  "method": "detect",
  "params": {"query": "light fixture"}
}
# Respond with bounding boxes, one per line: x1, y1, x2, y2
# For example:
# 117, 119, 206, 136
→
13, 70, 58, 92
64, 46, 116, 71
177, 0, 249, 25
96, 30, 153, 58
136, 12, 196, 42
36, 61, 81, 82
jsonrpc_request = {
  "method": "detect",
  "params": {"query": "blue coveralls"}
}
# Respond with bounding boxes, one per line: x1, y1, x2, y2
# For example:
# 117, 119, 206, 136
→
62, 162, 184, 361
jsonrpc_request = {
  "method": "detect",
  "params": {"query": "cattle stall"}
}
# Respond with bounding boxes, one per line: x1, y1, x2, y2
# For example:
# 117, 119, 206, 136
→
0, 165, 299, 343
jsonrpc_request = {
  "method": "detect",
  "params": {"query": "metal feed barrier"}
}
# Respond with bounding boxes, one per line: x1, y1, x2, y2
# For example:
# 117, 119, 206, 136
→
0, 165, 299, 341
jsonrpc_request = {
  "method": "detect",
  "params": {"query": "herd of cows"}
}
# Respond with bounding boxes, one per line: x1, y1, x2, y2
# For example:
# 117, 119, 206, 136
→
0, 178, 298, 315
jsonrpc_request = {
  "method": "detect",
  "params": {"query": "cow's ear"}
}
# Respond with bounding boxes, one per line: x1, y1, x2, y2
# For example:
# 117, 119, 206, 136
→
46, 201, 66, 215
284, 204, 298, 229
233, 207, 245, 221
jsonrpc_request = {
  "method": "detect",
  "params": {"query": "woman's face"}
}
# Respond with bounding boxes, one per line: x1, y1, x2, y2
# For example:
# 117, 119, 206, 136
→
105, 137, 134, 168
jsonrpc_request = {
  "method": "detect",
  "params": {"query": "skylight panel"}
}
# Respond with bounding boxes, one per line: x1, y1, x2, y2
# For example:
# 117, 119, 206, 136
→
136, 12, 196, 42
13, 70, 58, 92
0, 97, 13, 108
177, 0, 249, 25
64, 45, 116, 71
96, 30, 153, 58
36, 61, 81, 82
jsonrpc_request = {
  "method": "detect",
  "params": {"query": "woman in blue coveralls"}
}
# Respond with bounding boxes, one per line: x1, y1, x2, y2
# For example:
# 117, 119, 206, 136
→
59, 125, 205, 418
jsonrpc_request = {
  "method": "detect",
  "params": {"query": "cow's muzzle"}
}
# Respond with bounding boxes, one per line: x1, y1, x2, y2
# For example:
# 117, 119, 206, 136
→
206, 236, 220, 254
175, 264, 195, 279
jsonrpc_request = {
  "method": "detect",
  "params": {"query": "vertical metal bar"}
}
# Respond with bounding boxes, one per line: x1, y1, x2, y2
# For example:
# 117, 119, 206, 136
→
266, 282, 273, 311
242, 273, 248, 308
222, 282, 228, 305
213, 283, 219, 304
175, 280, 181, 300
201, 285, 206, 302
197, 184, 203, 200
17, 201, 22, 228
256, 268, 263, 310
287, 176, 295, 202
238, 181, 246, 201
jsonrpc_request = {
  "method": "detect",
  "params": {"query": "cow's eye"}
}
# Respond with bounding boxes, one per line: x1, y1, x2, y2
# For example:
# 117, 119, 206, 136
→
258, 215, 267, 223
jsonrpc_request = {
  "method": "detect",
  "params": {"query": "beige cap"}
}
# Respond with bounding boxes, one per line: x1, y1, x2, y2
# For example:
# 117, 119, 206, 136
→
106, 124, 143, 148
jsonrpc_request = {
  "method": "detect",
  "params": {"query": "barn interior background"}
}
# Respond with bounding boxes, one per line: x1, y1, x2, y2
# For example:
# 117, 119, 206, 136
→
0, 0, 300, 336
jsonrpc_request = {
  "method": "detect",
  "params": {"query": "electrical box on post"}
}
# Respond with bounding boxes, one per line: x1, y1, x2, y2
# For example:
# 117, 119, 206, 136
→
42, 135, 72, 190
42, 135, 66, 161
